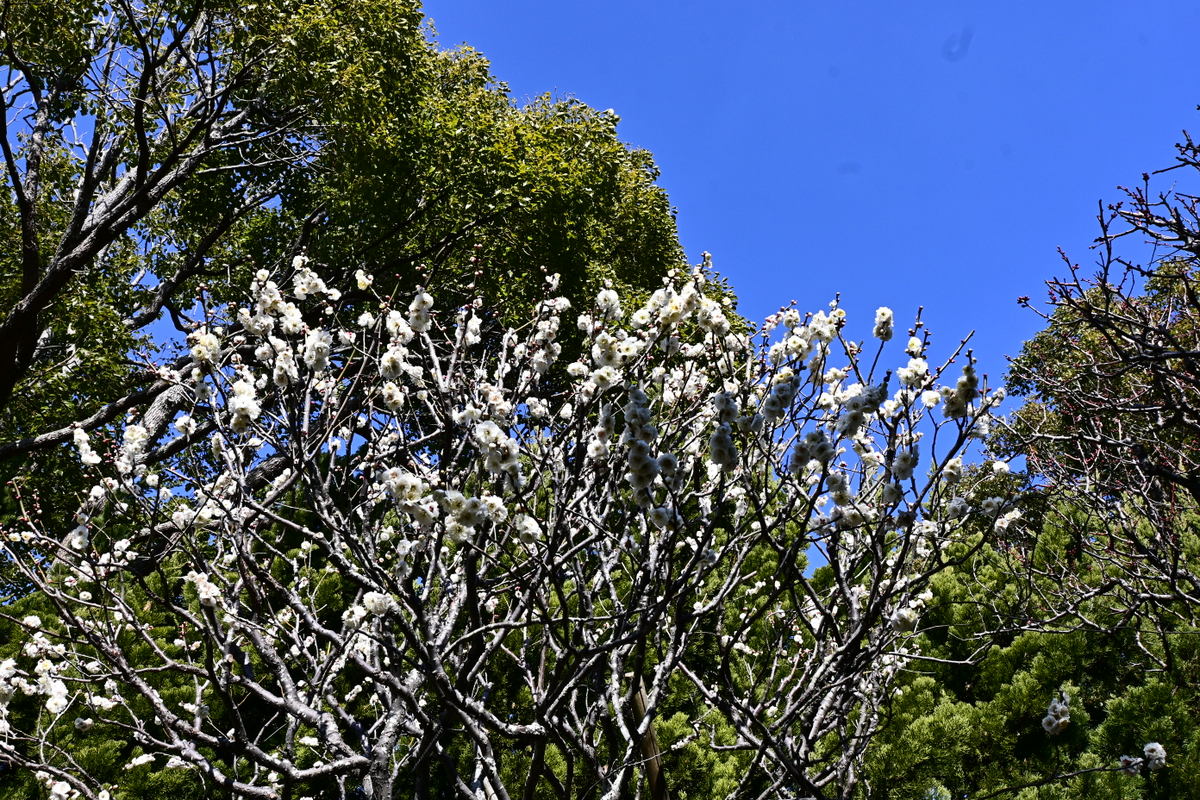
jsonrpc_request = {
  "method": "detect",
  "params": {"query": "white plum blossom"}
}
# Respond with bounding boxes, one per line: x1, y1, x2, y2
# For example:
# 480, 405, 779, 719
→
174, 414, 197, 436
279, 302, 304, 335
303, 328, 333, 370
980, 496, 1005, 515
1041, 690, 1070, 736
1144, 742, 1166, 771
42, 676, 69, 715
126, 753, 155, 769
697, 296, 730, 334
941, 457, 963, 483
511, 513, 540, 544
891, 449, 918, 481
116, 423, 149, 474
896, 357, 929, 388
473, 421, 520, 476
292, 261, 328, 299
188, 326, 220, 364
72, 428, 101, 466
385, 310, 414, 343
408, 290, 433, 332
708, 422, 737, 470
381, 381, 405, 411
362, 592, 393, 615
889, 607, 919, 632
228, 378, 261, 433
941, 363, 979, 418
66, 525, 89, 550
596, 287, 622, 319
873, 306, 894, 341
184, 571, 222, 608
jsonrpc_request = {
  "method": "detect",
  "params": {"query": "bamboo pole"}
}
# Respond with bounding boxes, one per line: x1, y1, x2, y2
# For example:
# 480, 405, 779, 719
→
631, 676, 670, 800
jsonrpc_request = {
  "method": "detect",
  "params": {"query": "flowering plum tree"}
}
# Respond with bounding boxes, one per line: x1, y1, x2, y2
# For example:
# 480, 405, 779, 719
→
0, 257, 1008, 800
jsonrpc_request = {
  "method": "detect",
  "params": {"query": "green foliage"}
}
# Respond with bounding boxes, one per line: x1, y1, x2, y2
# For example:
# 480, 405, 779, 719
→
863, 518, 1200, 800
285, 31, 683, 327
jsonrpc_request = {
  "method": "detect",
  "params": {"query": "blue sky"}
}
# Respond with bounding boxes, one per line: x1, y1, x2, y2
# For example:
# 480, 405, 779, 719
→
423, 1, 1200, 387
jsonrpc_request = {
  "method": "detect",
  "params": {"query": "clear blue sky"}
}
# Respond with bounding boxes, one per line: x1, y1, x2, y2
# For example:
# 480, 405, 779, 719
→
423, 1, 1200, 385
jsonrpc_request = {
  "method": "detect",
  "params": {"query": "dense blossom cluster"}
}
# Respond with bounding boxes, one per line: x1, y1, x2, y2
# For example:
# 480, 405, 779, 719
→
70, 428, 101, 467
1041, 690, 1070, 736
1, 260, 1017, 799
1118, 742, 1167, 775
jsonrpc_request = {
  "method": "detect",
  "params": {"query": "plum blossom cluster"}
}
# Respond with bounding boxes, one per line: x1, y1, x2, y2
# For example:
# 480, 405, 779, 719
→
889, 588, 934, 633
0, 260, 1016, 800
71, 427, 101, 466
0, 618, 82, 751
1119, 742, 1167, 775
1144, 741, 1168, 771
1041, 690, 1070, 736
184, 570, 223, 608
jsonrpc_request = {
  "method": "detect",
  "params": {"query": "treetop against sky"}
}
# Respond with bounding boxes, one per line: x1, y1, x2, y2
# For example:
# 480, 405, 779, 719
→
425, 0, 1200, 380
